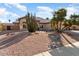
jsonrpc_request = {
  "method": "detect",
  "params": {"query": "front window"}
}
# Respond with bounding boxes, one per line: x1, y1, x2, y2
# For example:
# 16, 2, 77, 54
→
40, 25, 43, 28
23, 24, 26, 29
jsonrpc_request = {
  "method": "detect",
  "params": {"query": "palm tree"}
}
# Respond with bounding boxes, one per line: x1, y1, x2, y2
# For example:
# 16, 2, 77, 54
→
46, 17, 49, 20
63, 19, 72, 30
51, 8, 67, 32
56, 8, 67, 31
51, 12, 58, 31
8, 19, 11, 23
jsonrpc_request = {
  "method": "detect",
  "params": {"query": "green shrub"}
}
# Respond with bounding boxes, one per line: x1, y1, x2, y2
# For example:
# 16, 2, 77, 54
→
26, 13, 38, 32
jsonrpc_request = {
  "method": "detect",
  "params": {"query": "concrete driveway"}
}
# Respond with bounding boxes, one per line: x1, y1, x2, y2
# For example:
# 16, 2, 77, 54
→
34, 42, 79, 56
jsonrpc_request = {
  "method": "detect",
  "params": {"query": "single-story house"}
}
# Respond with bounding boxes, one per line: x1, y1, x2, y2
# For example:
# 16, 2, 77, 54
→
71, 25, 79, 30
0, 22, 20, 31
17, 16, 52, 31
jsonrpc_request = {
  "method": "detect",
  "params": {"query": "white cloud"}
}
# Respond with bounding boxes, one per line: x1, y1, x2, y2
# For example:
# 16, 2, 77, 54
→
36, 6, 53, 19
4, 4, 12, 8
0, 8, 6, 15
4, 11, 20, 22
37, 6, 53, 12
0, 8, 20, 18
8, 3, 27, 12
5, 11, 20, 17
66, 7, 79, 19
36, 11, 52, 19
0, 18, 8, 23
0, 7, 20, 23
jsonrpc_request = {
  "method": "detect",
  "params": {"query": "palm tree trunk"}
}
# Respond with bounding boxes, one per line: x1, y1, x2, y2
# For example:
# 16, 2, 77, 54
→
60, 21, 62, 30
59, 21, 63, 33
57, 21, 59, 30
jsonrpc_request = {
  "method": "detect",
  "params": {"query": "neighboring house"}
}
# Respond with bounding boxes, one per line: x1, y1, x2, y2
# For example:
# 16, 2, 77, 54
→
2, 23, 14, 30
0, 23, 19, 31
71, 25, 79, 30
18, 16, 52, 31
0, 23, 3, 31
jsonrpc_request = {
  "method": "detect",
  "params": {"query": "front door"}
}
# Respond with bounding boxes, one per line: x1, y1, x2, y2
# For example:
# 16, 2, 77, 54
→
7, 26, 11, 30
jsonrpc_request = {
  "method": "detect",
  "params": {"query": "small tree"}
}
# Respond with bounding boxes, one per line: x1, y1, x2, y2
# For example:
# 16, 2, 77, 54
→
70, 14, 79, 25
63, 20, 72, 30
51, 8, 67, 32
51, 13, 58, 31
26, 13, 38, 32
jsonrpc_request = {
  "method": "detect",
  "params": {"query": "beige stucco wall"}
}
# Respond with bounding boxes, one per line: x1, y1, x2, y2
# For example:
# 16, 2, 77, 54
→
13, 23, 20, 30
39, 23, 52, 31
0, 23, 3, 31
19, 18, 27, 30
19, 18, 52, 31
71, 25, 79, 30
1, 23, 20, 31
2, 25, 13, 30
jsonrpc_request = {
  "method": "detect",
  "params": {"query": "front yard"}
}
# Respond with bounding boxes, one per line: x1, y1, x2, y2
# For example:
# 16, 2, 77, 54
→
0, 31, 50, 56
0, 31, 79, 56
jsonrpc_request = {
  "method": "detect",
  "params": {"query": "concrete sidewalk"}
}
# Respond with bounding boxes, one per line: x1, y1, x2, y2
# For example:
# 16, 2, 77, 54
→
33, 51, 52, 56
33, 42, 79, 56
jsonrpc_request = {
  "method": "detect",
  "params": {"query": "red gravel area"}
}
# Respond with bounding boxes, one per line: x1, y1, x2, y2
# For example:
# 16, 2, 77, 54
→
0, 31, 50, 56
0, 31, 77, 56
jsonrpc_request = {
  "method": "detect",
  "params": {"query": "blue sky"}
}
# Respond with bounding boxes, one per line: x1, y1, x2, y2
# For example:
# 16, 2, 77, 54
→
0, 3, 79, 23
